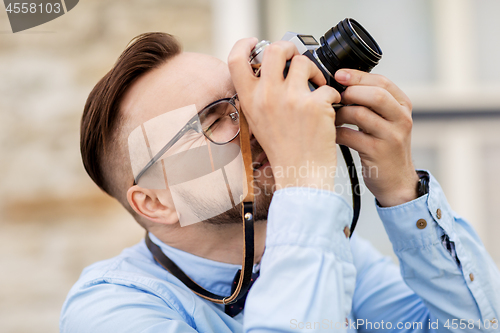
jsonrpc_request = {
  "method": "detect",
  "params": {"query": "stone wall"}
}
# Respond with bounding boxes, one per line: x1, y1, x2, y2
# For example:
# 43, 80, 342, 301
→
0, 1, 211, 332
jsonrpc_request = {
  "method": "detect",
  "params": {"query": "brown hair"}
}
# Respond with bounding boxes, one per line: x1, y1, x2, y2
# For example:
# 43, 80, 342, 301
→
80, 32, 181, 202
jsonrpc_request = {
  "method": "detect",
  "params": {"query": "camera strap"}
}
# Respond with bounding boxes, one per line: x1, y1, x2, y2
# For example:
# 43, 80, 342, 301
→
339, 144, 360, 237
145, 110, 255, 306
144, 104, 359, 307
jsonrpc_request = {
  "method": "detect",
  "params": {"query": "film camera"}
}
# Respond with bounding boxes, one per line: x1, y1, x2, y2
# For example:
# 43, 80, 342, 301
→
249, 18, 382, 93
248, 18, 383, 235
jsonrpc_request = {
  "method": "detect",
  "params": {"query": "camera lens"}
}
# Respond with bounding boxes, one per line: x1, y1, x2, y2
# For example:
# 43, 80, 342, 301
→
316, 18, 382, 89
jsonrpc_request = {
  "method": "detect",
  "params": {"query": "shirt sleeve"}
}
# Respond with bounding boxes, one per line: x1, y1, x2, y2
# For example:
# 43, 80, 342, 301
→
244, 187, 356, 332
349, 234, 435, 332
376, 170, 500, 332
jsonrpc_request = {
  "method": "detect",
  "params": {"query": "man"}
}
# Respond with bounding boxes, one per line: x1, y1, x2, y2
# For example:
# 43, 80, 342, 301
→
60, 32, 499, 332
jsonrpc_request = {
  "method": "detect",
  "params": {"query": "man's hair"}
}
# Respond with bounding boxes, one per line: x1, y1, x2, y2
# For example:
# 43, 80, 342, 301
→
80, 32, 181, 219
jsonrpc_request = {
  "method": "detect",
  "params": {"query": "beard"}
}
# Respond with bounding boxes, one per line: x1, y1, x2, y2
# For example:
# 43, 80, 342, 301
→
195, 182, 273, 225
176, 138, 274, 225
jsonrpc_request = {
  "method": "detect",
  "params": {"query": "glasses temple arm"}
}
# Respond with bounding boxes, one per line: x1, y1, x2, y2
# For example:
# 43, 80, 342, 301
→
134, 114, 201, 185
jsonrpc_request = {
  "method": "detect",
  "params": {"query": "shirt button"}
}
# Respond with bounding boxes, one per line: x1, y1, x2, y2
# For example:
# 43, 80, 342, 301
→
436, 208, 442, 219
416, 219, 427, 229
343, 226, 350, 238
469, 273, 475, 282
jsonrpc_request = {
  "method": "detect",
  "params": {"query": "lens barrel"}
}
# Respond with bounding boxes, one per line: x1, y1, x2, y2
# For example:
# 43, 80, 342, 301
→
316, 18, 382, 80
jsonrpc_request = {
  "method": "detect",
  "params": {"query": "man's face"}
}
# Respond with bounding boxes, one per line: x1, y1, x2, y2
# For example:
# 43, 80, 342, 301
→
121, 52, 274, 224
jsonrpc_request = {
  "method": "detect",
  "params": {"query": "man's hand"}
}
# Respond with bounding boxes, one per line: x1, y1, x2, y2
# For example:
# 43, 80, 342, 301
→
228, 38, 341, 191
334, 69, 419, 207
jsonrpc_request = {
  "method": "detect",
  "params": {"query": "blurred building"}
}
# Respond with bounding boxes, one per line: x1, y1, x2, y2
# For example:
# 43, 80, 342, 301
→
0, 0, 498, 332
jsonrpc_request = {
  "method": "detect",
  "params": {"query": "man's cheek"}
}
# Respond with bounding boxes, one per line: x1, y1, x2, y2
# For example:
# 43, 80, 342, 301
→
164, 141, 246, 227
128, 104, 247, 227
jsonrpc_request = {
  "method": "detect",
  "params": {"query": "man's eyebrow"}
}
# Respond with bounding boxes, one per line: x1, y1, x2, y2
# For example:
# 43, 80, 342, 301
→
197, 91, 235, 114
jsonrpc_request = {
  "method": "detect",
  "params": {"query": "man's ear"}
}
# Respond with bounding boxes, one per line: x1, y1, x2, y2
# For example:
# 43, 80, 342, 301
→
127, 185, 179, 225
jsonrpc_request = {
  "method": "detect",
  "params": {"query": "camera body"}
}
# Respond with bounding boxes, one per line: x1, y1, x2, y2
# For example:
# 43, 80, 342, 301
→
284, 32, 344, 92
248, 19, 382, 236
249, 18, 382, 93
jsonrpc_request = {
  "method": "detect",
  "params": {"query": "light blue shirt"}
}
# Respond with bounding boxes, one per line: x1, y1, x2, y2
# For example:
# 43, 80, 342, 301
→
60, 172, 500, 332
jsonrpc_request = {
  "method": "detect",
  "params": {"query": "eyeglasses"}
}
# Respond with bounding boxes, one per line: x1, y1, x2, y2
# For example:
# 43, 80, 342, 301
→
133, 94, 240, 185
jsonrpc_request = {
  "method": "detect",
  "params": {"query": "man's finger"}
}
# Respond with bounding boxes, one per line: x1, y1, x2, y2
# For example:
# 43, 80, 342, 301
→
228, 37, 259, 96
335, 69, 412, 111
341, 85, 404, 122
311, 85, 341, 106
336, 126, 374, 155
286, 55, 326, 90
335, 105, 389, 138
260, 41, 300, 83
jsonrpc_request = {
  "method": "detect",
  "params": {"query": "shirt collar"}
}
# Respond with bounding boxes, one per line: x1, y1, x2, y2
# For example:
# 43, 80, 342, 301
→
148, 232, 241, 296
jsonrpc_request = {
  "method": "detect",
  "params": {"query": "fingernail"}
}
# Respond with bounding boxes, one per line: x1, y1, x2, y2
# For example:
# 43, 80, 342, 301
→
336, 70, 350, 82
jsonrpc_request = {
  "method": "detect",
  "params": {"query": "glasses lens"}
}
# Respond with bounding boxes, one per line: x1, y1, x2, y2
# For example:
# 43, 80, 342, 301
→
199, 100, 240, 144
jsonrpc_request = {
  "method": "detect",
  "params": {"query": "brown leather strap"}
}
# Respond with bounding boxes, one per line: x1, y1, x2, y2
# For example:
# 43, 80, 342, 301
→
239, 110, 254, 203
145, 109, 256, 305
221, 109, 256, 304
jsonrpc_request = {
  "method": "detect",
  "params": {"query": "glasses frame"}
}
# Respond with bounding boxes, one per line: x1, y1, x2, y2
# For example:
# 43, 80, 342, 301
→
133, 94, 240, 185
